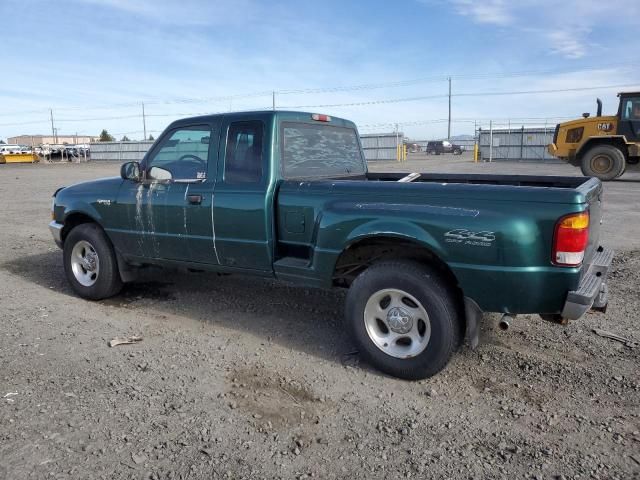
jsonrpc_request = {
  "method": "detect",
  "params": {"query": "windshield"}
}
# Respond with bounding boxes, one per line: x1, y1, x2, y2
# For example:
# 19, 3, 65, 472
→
281, 122, 366, 179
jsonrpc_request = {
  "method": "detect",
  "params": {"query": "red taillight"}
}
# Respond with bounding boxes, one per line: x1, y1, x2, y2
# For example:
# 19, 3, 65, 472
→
311, 113, 331, 122
552, 212, 589, 266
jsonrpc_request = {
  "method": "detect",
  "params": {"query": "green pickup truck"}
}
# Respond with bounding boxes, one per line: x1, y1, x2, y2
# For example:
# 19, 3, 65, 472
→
49, 111, 613, 379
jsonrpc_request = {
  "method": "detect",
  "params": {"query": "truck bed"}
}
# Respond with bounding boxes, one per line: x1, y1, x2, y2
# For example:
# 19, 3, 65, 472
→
366, 171, 592, 189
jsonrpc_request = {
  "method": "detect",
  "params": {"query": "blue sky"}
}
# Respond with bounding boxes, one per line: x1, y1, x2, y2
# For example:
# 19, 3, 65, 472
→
1, 0, 639, 140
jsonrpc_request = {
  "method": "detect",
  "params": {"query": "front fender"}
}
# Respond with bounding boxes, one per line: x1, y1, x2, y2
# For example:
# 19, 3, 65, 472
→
59, 200, 104, 227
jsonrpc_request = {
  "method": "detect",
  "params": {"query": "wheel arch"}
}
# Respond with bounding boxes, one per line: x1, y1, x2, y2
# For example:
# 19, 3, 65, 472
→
576, 136, 629, 160
333, 234, 459, 290
61, 211, 102, 243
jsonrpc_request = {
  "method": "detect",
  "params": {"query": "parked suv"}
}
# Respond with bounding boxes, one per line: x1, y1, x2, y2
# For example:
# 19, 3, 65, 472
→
426, 140, 462, 155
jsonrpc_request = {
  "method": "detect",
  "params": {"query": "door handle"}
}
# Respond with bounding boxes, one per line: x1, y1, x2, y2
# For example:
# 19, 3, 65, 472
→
187, 194, 202, 205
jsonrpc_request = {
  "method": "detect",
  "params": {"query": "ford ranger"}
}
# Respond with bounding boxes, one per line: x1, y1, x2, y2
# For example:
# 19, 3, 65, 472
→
49, 111, 613, 379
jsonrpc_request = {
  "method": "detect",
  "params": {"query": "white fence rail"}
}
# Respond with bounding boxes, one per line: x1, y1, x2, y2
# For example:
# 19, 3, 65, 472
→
89, 141, 154, 162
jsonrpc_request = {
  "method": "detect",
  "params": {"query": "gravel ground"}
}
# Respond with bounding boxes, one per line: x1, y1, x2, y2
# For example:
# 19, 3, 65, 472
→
1, 157, 639, 480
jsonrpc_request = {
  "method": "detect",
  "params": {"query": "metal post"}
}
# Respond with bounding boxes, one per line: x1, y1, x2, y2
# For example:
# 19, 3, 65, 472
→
489, 120, 493, 163
474, 121, 478, 163
447, 77, 451, 140
520, 125, 525, 160
507, 119, 511, 161
395, 123, 399, 162
142, 102, 147, 140
50, 109, 55, 142
272, 91, 276, 111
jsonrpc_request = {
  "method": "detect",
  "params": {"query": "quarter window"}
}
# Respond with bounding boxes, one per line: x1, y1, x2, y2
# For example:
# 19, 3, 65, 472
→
146, 126, 211, 181
224, 121, 264, 183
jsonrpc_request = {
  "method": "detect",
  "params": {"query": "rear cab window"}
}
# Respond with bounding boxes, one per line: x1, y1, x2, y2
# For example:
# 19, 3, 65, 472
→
281, 122, 366, 179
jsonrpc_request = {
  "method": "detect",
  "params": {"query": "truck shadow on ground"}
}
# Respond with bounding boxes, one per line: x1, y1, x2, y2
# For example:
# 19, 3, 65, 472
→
1, 251, 361, 368
3, 251, 505, 373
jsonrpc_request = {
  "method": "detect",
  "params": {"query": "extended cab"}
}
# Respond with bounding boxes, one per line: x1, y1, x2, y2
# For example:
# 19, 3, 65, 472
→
49, 111, 613, 379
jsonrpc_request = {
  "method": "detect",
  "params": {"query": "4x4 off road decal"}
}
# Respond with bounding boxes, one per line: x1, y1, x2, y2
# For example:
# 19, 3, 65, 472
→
445, 228, 496, 247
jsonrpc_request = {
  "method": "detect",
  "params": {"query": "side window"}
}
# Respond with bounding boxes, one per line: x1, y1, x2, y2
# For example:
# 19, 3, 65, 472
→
622, 98, 640, 120
224, 121, 264, 184
146, 126, 211, 181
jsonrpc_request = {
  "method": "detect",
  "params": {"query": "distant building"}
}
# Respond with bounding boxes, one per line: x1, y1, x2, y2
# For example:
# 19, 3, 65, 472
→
7, 134, 99, 146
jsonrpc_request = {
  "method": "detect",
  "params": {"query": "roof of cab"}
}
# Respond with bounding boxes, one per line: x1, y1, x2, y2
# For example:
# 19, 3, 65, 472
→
167, 110, 357, 129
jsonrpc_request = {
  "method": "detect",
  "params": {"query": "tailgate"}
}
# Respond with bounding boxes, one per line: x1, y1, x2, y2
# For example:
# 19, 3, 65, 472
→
579, 178, 603, 265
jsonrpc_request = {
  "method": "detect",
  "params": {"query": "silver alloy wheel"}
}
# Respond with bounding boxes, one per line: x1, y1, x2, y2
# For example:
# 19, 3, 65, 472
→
363, 288, 431, 359
70, 240, 100, 287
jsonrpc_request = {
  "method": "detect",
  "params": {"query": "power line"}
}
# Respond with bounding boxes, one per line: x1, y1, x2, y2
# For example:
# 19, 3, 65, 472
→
282, 82, 640, 109
1, 82, 637, 130
1, 61, 637, 118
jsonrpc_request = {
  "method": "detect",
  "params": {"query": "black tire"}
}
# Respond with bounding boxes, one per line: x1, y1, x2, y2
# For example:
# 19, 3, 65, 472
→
63, 223, 123, 300
453, 149, 462, 155
345, 260, 461, 380
580, 145, 625, 181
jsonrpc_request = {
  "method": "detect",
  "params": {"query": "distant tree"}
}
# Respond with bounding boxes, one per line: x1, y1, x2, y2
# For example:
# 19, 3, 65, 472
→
148, 134, 154, 141
99, 129, 115, 142
0, 140, 6, 144
121, 135, 130, 141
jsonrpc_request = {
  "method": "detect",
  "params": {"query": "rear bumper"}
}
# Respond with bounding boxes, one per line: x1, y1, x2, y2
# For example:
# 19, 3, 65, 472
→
561, 247, 613, 320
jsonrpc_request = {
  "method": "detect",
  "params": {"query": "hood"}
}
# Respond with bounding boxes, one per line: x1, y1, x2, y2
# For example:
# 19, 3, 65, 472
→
558, 115, 617, 129
57, 176, 122, 196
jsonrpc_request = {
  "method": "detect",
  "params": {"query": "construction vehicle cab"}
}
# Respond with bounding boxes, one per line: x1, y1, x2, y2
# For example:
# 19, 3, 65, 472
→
548, 92, 640, 180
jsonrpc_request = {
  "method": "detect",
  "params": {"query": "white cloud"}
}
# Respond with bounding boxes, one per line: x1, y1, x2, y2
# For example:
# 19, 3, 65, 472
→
444, 0, 640, 59
449, 0, 512, 26
73, 0, 260, 26
546, 30, 590, 59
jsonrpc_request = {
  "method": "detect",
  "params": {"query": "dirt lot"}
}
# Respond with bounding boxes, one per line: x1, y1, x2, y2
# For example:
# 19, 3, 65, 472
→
1, 156, 639, 480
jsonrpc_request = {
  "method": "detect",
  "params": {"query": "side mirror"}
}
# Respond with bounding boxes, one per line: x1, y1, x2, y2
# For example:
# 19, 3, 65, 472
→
120, 161, 141, 181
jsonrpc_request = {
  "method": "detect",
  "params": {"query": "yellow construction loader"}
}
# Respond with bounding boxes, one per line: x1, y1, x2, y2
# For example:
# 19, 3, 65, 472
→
548, 92, 640, 180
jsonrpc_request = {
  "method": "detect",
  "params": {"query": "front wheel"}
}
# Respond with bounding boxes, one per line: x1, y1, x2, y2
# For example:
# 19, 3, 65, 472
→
63, 223, 123, 300
580, 145, 625, 181
345, 260, 461, 380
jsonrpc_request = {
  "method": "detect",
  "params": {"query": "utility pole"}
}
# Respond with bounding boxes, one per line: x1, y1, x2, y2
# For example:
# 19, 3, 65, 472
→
272, 91, 276, 111
50, 109, 56, 143
447, 77, 452, 140
142, 102, 147, 141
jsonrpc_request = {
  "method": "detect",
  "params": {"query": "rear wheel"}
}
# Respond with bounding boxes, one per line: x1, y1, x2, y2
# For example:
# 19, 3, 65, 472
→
580, 145, 625, 181
63, 223, 123, 300
345, 260, 461, 380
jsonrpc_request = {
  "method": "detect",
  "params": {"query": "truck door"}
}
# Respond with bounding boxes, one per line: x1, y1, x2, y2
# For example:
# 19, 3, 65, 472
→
116, 123, 219, 263
212, 115, 274, 271
617, 95, 640, 142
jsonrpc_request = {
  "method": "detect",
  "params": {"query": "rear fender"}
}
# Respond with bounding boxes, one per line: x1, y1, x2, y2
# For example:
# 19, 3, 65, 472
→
342, 220, 446, 259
